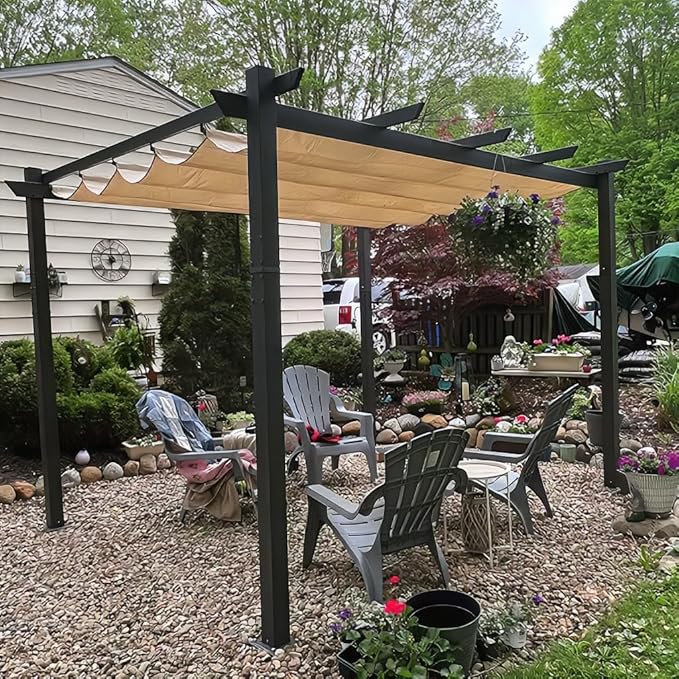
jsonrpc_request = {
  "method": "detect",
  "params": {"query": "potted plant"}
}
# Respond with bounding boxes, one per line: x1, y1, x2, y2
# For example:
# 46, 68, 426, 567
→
47, 263, 62, 293
224, 411, 255, 431
402, 390, 448, 416
500, 596, 543, 649
618, 447, 679, 518
122, 433, 165, 460
14, 264, 26, 283
381, 348, 406, 383
330, 385, 363, 412
476, 608, 507, 660
525, 335, 590, 372
582, 385, 623, 447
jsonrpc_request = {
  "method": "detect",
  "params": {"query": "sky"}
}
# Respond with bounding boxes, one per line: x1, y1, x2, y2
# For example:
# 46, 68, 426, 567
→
495, 0, 580, 69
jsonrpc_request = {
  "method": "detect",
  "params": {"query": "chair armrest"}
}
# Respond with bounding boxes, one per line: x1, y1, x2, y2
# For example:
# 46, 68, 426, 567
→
306, 484, 361, 519
480, 431, 533, 450
463, 448, 527, 464
329, 395, 375, 445
165, 449, 243, 463
284, 415, 309, 448
357, 484, 385, 515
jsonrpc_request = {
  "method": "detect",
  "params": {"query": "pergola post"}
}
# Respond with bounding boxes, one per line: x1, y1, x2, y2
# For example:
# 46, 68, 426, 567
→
357, 227, 376, 415
244, 65, 290, 648
24, 167, 65, 529
597, 172, 625, 490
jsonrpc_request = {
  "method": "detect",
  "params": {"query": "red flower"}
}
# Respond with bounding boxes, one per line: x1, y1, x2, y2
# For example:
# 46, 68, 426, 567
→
388, 575, 401, 585
196, 402, 207, 412
514, 414, 528, 424
384, 599, 407, 615
493, 416, 502, 424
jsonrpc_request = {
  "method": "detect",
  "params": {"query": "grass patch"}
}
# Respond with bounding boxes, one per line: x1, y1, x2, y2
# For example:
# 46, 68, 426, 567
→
501, 571, 679, 679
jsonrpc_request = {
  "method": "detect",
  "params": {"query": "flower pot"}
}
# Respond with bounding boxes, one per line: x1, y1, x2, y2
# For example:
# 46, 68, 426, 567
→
14, 270, 26, 283
122, 440, 165, 461
406, 403, 443, 416
585, 409, 623, 448
559, 443, 577, 463
477, 637, 504, 661
503, 627, 527, 649
383, 359, 406, 384
408, 590, 481, 674
528, 352, 584, 372
624, 471, 679, 519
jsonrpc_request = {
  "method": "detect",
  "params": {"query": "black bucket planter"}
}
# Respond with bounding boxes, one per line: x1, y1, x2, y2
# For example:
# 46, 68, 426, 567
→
585, 409, 623, 448
408, 590, 481, 675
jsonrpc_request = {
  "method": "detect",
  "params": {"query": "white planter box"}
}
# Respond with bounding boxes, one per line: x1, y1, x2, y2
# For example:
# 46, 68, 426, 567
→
122, 440, 165, 460
528, 353, 584, 372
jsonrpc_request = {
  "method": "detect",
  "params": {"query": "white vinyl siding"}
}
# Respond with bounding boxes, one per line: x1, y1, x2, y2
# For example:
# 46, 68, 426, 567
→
0, 62, 323, 347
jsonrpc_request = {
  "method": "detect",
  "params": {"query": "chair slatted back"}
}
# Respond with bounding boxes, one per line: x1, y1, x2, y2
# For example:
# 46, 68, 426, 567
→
521, 384, 579, 479
380, 429, 468, 553
282, 365, 332, 434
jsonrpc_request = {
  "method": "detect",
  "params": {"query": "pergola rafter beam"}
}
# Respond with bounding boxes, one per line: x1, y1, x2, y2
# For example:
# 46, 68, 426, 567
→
450, 127, 512, 148
272, 67, 305, 96
522, 145, 579, 163
363, 102, 424, 128
573, 160, 629, 174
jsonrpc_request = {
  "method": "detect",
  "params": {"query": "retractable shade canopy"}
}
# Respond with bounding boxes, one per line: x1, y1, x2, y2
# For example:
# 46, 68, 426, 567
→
52, 127, 578, 228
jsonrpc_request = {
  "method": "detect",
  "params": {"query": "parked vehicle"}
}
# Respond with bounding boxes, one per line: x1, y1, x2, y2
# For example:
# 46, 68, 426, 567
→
322, 277, 395, 354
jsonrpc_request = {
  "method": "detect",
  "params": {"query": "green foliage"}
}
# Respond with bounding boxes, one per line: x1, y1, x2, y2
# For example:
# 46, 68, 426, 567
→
532, 0, 679, 264
568, 387, 593, 420
471, 377, 509, 416
0, 338, 140, 454
108, 324, 153, 372
637, 544, 663, 574
282, 330, 361, 386
224, 411, 255, 429
159, 211, 251, 411
653, 343, 679, 432
502, 571, 679, 679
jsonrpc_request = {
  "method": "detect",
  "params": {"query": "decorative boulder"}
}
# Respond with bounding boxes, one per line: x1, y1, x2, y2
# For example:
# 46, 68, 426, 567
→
331, 424, 342, 437
477, 416, 497, 430
575, 445, 592, 464
413, 422, 435, 436
421, 414, 448, 429
398, 431, 415, 443
556, 426, 567, 442
565, 420, 581, 430
465, 414, 481, 427
157, 454, 171, 470
139, 453, 157, 475
564, 429, 587, 446
342, 421, 362, 436
61, 468, 81, 490
528, 418, 542, 431
0, 485, 17, 504
383, 418, 402, 435
123, 460, 139, 477
577, 421, 589, 435
103, 462, 124, 481
376, 429, 398, 444
284, 431, 298, 453
465, 428, 478, 448
80, 466, 103, 483
448, 417, 466, 429
397, 414, 420, 432
620, 439, 643, 452
476, 431, 486, 449
11, 481, 36, 500
34, 476, 45, 496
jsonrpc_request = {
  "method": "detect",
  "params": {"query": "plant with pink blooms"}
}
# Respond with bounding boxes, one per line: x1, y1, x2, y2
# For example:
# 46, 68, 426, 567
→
618, 447, 679, 476
525, 334, 590, 356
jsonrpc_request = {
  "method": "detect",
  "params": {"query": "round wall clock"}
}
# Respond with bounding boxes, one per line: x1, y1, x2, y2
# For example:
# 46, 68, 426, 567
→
91, 239, 132, 281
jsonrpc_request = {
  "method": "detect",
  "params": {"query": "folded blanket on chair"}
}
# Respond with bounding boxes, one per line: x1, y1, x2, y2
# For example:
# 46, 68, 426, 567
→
305, 425, 341, 444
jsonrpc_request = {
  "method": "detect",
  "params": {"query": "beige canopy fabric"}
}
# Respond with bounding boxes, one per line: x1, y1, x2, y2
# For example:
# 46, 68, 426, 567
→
53, 128, 578, 228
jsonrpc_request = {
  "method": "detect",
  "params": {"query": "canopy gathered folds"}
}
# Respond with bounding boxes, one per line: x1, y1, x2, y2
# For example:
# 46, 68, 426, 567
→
52, 127, 578, 228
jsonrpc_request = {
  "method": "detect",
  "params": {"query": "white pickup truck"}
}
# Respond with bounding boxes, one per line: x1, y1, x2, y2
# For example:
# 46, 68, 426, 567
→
322, 277, 395, 354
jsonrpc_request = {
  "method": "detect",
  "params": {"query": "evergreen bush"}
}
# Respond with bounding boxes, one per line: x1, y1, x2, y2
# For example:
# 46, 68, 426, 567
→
282, 330, 361, 386
159, 211, 251, 411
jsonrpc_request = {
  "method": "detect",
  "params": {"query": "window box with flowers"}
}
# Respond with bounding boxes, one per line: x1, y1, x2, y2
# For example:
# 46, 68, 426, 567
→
524, 335, 590, 372
122, 433, 164, 460
618, 447, 679, 518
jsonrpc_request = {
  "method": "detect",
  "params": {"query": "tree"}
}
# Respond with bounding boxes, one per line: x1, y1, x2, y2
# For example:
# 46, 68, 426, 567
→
532, 0, 679, 263
158, 211, 251, 411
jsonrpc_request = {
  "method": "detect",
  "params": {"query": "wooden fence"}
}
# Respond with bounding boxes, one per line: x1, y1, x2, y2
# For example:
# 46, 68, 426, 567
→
396, 291, 552, 376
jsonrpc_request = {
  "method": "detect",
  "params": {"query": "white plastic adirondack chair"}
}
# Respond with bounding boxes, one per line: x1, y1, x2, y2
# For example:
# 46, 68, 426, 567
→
303, 428, 469, 602
283, 365, 377, 485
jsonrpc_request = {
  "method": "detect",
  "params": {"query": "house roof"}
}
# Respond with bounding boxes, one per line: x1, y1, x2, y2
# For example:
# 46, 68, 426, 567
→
0, 56, 197, 112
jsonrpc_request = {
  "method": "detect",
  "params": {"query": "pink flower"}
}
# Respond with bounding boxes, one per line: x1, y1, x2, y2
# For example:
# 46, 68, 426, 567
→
494, 416, 502, 424
196, 402, 207, 412
532, 339, 543, 346
658, 464, 666, 476
551, 338, 559, 345
384, 599, 407, 615
515, 415, 528, 424
388, 575, 401, 585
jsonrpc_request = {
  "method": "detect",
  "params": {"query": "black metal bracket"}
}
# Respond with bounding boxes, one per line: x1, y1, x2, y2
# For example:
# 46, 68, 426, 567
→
450, 127, 512, 148
12, 281, 66, 299
522, 146, 578, 163
363, 102, 424, 128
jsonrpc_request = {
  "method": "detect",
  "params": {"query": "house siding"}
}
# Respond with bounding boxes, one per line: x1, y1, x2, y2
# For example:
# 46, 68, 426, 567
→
0, 62, 323, 348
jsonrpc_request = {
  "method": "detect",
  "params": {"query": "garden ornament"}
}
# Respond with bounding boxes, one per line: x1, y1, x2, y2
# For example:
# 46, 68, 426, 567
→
503, 308, 515, 323
500, 335, 523, 369
430, 352, 455, 390
466, 333, 477, 352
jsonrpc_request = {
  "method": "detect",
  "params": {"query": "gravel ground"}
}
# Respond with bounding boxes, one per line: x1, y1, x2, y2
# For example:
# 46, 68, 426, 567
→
0, 458, 642, 679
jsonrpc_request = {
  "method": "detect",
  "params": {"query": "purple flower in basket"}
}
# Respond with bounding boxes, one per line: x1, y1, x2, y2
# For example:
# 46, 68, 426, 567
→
658, 463, 667, 476
487, 189, 499, 200
529, 193, 540, 204
667, 451, 679, 471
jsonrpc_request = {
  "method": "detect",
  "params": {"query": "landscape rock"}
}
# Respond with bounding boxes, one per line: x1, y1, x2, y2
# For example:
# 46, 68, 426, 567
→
465, 413, 481, 427
413, 422, 434, 436
528, 417, 542, 431
421, 414, 448, 429
565, 419, 582, 430
477, 416, 497, 430
0, 485, 16, 504
34, 476, 44, 496
157, 454, 171, 470
11, 481, 36, 500
284, 431, 298, 453
376, 429, 398, 444
398, 431, 415, 443
575, 445, 592, 464
612, 514, 679, 538
619, 438, 643, 452
397, 414, 420, 432
139, 454, 157, 475
476, 431, 486, 449
103, 462, 124, 481
330, 424, 342, 437
577, 421, 589, 435
589, 453, 604, 468
465, 428, 478, 448
123, 461, 140, 477
448, 417, 466, 429
342, 421, 362, 436
61, 468, 81, 489
383, 418, 402, 435
564, 429, 587, 446
80, 466, 103, 483
556, 426, 567, 442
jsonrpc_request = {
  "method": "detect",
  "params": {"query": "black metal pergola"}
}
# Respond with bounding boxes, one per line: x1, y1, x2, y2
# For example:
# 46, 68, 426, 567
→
7, 64, 626, 650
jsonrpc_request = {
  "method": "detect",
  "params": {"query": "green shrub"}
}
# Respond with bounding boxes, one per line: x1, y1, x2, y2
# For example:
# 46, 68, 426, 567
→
282, 330, 362, 386
56, 336, 114, 388
657, 371, 679, 433
89, 367, 142, 402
